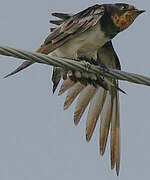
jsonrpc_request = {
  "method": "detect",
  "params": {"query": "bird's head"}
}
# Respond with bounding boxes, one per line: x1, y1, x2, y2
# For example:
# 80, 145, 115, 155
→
104, 3, 145, 32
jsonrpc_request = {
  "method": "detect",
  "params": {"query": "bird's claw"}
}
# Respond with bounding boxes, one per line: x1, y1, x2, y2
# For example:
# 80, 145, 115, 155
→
81, 60, 91, 71
98, 64, 109, 79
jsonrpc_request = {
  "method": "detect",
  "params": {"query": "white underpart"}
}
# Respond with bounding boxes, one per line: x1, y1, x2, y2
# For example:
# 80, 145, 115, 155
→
52, 23, 110, 59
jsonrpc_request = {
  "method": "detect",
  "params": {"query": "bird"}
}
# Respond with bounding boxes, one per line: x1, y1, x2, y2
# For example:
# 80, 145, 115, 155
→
4, 3, 145, 175
48, 10, 126, 176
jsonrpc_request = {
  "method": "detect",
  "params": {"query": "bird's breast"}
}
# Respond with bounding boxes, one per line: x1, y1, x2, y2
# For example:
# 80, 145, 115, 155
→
52, 23, 110, 59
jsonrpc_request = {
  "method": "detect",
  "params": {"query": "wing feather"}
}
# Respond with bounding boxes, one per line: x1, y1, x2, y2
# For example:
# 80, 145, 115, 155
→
44, 5, 104, 45
5, 5, 104, 78
51, 13, 73, 20
50, 20, 64, 25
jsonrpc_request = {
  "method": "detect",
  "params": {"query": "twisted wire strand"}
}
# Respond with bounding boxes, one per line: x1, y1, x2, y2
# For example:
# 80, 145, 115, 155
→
0, 46, 150, 87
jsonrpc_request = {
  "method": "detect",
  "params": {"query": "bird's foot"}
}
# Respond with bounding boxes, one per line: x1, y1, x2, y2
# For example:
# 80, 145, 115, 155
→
98, 63, 109, 79
80, 60, 91, 71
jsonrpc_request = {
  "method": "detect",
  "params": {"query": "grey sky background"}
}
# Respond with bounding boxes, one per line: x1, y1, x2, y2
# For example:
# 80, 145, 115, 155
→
0, 0, 149, 179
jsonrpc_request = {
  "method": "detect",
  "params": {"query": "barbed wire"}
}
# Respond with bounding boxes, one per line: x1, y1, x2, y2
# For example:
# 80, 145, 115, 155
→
0, 46, 150, 87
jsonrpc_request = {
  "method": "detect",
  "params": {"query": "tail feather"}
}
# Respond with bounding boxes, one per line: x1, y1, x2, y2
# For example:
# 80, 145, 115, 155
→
59, 78, 121, 172
86, 87, 107, 141
115, 93, 120, 176
58, 79, 75, 96
100, 92, 112, 155
64, 82, 85, 110
74, 85, 96, 125
110, 97, 117, 170
110, 91, 120, 175
59, 77, 120, 175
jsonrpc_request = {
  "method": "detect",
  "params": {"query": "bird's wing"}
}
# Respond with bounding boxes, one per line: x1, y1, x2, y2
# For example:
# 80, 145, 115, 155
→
51, 12, 73, 20
50, 13, 73, 32
36, 12, 122, 173
4, 5, 105, 78
98, 41, 121, 175
55, 39, 121, 175
5, 10, 122, 175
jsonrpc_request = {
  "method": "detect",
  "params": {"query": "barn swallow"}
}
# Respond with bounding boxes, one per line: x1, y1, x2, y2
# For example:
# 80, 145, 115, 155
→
4, 3, 145, 175
4, 3, 144, 78
49, 11, 123, 176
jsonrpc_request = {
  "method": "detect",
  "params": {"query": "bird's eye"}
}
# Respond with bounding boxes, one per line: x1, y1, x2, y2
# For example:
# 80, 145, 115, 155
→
120, 5, 126, 10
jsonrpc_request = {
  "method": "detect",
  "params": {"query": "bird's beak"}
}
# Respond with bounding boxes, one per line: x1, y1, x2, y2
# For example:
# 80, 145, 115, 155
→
123, 9, 146, 15
134, 10, 146, 15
